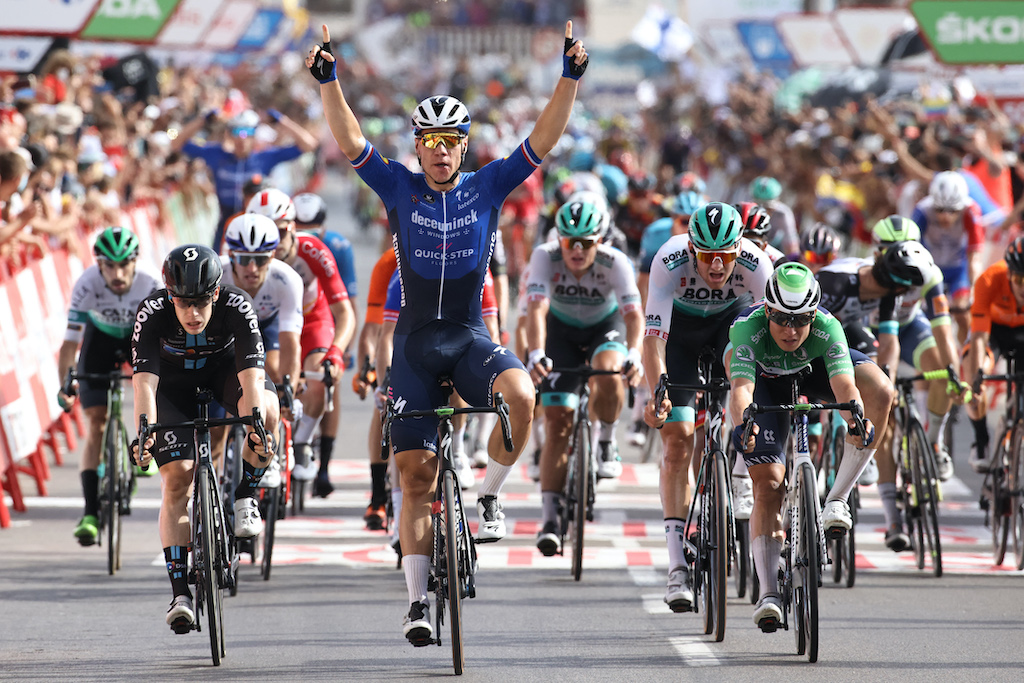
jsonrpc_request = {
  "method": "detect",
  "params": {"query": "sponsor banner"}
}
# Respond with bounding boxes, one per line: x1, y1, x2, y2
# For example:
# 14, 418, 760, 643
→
0, 37, 53, 73
735, 20, 793, 78
236, 9, 284, 51
687, 0, 801, 32
776, 14, 854, 68
157, 0, 226, 47
80, 0, 183, 42
202, 0, 260, 51
912, 0, 1024, 65
0, 0, 99, 37
833, 8, 913, 66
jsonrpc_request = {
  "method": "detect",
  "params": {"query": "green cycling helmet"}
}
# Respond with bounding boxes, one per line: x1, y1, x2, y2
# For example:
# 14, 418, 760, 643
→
750, 176, 782, 202
871, 214, 921, 246
555, 198, 604, 239
688, 202, 743, 251
94, 226, 139, 262
765, 262, 821, 315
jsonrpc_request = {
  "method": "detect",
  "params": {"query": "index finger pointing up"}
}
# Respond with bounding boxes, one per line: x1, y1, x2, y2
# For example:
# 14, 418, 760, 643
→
565, 20, 572, 41
322, 24, 331, 44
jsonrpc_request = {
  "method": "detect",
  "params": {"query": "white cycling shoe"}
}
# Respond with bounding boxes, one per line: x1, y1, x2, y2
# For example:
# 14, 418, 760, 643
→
731, 475, 753, 520
857, 457, 878, 486
233, 497, 264, 538
821, 499, 852, 537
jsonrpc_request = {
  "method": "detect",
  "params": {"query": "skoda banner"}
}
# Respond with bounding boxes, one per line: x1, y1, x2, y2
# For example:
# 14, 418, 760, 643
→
912, 1, 1024, 64
79, 0, 182, 42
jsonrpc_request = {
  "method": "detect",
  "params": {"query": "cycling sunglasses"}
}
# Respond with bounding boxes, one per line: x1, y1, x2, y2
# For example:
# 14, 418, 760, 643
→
231, 252, 273, 267
934, 206, 960, 215
765, 305, 815, 328
1010, 272, 1024, 285
172, 293, 215, 309
561, 236, 599, 250
418, 132, 466, 149
691, 245, 740, 265
802, 250, 835, 266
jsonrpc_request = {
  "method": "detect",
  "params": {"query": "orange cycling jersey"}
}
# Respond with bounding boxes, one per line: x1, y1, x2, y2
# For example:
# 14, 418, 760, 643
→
364, 249, 398, 326
971, 260, 1024, 333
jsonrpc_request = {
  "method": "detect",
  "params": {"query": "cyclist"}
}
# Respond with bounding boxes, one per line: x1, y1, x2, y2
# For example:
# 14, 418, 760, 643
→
294, 192, 360, 497
737, 201, 784, 265
727, 263, 884, 631
749, 176, 799, 255
525, 197, 644, 554
963, 236, 1024, 473
797, 223, 842, 275
642, 202, 772, 611
307, 19, 588, 643
132, 245, 279, 633
57, 227, 160, 546
911, 171, 984, 345
248, 188, 356, 494
816, 241, 936, 551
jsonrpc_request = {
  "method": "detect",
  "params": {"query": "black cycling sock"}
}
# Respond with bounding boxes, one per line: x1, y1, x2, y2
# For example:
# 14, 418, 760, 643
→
319, 436, 335, 474
164, 546, 191, 598
971, 418, 989, 450
81, 470, 99, 517
234, 461, 266, 500
370, 463, 388, 506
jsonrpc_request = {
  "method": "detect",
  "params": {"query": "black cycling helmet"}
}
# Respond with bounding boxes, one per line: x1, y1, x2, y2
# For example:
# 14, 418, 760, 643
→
871, 240, 931, 289
800, 223, 842, 257
163, 244, 222, 298
1006, 236, 1024, 275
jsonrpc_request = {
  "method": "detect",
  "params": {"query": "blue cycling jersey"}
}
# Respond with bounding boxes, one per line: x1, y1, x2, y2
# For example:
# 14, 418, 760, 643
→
321, 230, 358, 298
351, 138, 541, 336
182, 142, 303, 214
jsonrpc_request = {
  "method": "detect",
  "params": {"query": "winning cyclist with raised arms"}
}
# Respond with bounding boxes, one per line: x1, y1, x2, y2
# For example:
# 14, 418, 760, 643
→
307, 21, 588, 643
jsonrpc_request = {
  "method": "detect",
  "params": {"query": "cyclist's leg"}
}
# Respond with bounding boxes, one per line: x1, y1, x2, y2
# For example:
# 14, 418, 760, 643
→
294, 307, 335, 479
588, 315, 628, 478
940, 265, 971, 347
964, 327, 1003, 469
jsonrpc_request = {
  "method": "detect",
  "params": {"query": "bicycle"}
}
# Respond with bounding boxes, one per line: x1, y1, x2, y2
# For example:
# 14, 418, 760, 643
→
974, 357, 1024, 570
653, 349, 732, 643
62, 360, 135, 576
817, 409, 857, 588
380, 379, 514, 676
726, 440, 758, 604
891, 367, 966, 577
548, 365, 634, 582
740, 383, 867, 664
138, 390, 268, 666
291, 358, 334, 514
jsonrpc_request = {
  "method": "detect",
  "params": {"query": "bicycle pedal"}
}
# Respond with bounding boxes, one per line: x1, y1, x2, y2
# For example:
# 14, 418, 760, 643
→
824, 527, 846, 542
406, 631, 434, 648
474, 536, 500, 544
170, 618, 193, 635
758, 617, 780, 634
667, 599, 693, 614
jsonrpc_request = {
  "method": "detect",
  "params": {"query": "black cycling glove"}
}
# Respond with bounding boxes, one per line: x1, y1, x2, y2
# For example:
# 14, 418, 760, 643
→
309, 40, 337, 84
562, 37, 588, 80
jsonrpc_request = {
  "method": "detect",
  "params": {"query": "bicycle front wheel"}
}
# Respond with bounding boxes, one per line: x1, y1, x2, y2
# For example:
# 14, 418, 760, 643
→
442, 469, 465, 675
103, 420, 121, 576
705, 450, 728, 642
260, 485, 280, 581
199, 468, 225, 665
571, 419, 591, 582
797, 462, 820, 663
734, 518, 751, 600
909, 421, 942, 576
1012, 423, 1024, 570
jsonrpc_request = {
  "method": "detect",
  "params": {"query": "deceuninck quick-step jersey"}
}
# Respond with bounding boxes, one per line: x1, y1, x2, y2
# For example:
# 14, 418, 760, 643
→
350, 138, 541, 336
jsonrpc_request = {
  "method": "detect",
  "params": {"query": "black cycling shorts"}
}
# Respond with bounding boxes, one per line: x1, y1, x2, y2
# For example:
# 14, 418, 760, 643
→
540, 313, 627, 402
77, 327, 131, 410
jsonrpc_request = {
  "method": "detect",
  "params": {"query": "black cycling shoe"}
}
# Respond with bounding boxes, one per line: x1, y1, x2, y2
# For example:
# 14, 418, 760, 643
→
536, 521, 560, 557
312, 472, 334, 498
885, 524, 911, 552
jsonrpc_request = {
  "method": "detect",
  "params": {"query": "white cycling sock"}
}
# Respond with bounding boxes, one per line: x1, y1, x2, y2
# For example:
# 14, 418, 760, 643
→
541, 490, 561, 525
877, 482, 902, 528
391, 487, 403, 526
826, 442, 876, 503
478, 461, 512, 496
293, 413, 321, 446
473, 413, 497, 452
530, 413, 544, 451
665, 518, 687, 569
927, 410, 947, 450
598, 419, 618, 443
404, 554, 430, 605
732, 456, 749, 477
752, 535, 782, 595
632, 384, 648, 422
453, 423, 467, 458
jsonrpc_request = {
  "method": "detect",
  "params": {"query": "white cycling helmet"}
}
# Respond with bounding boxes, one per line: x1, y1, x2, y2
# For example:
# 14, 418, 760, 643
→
411, 95, 471, 135
246, 188, 296, 223
224, 213, 280, 253
764, 262, 821, 315
293, 193, 327, 226
929, 171, 969, 211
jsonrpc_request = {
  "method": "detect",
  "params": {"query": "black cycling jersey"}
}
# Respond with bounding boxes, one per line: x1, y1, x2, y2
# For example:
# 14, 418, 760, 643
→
816, 257, 897, 327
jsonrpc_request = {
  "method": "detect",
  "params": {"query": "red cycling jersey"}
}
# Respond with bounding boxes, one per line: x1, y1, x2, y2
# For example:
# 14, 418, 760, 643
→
283, 232, 349, 360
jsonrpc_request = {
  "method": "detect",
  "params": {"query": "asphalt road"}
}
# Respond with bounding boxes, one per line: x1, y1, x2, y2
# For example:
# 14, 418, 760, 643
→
2, 170, 1023, 681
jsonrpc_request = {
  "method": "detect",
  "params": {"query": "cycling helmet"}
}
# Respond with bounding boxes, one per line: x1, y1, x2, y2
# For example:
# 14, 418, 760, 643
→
555, 198, 604, 239
871, 214, 921, 246
800, 223, 842, 257
929, 171, 969, 211
1005, 236, 1024, 275
293, 193, 328, 226
565, 190, 611, 237
750, 176, 782, 202
163, 244, 223, 298
872, 240, 932, 289
229, 109, 260, 137
411, 95, 471, 135
736, 202, 771, 238
667, 191, 707, 217
93, 226, 139, 262
224, 213, 280, 253
674, 171, 707, 196
688, 202, 743, 251
246, 188, 296, 223
764, 262, 821, 314
628, 172, 656, 194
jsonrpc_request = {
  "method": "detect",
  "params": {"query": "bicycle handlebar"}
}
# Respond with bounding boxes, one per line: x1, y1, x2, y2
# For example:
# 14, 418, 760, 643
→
895, 364, 972, 402
548, 365, 635, 408
278, 374, 295, 413
380, 394, 515, 462
741, 400, 866, 446
61, 367, 132, 411
136, 408, 268, 466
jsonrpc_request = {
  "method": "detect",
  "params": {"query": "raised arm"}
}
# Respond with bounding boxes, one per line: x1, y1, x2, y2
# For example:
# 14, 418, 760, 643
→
306, 25, 366, 161
527, 20, 589, 159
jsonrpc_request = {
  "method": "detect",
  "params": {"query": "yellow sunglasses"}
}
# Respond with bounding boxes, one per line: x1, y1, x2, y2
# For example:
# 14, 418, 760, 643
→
418, 131, 466, 149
